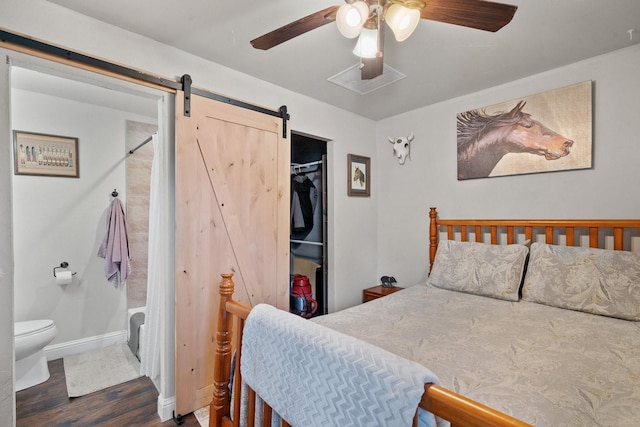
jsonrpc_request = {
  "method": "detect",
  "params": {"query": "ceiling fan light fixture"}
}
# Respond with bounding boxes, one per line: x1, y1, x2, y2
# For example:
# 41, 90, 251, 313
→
385, 4, 421, 42
352, 27, 379, 59
336, 1, 370, 39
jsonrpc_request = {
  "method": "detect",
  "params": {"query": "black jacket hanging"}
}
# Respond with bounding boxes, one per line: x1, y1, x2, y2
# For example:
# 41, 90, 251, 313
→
291, 174, 318, 234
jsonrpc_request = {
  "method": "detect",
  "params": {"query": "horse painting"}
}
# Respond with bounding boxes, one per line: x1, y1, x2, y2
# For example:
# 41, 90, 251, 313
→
457, 101, 574, 180
353, 166, 365, 187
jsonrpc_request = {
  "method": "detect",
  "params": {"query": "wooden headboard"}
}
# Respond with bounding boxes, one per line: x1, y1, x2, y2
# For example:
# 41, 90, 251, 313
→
428, 207, 640, 271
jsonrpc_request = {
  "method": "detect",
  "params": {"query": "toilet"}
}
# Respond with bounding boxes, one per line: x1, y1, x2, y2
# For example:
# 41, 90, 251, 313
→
14, 319, 58, 392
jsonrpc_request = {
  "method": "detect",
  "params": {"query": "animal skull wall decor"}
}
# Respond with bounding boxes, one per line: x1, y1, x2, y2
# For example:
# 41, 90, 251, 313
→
388, 133, 414, 165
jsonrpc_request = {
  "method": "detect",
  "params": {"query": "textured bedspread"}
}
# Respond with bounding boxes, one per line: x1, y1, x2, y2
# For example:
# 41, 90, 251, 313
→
241, 304, 443, 427
313, 284, 640, 426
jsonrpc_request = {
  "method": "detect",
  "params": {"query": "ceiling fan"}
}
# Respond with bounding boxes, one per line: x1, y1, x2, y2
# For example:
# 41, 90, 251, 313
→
251, 0, 518, 80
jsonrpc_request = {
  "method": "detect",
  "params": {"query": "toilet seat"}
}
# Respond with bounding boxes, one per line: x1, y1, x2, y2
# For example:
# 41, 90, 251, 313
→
15, 319, 55, 338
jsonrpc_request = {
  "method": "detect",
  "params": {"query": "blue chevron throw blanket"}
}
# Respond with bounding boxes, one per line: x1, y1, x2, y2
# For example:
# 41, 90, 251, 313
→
241, 304, 442, 427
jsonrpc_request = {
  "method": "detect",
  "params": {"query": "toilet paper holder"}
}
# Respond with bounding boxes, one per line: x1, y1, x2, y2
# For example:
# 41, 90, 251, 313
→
53, 262, 77, 277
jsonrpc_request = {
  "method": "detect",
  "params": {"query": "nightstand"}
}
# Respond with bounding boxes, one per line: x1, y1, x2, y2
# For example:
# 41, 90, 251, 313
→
362, 285, 404, 303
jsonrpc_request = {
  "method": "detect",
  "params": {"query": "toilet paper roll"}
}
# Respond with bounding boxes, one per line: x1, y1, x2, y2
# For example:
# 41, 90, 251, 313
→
55, 270, 73, 285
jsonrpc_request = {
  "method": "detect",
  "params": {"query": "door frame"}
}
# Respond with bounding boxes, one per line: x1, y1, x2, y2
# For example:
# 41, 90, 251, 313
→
0, 46, 177, 420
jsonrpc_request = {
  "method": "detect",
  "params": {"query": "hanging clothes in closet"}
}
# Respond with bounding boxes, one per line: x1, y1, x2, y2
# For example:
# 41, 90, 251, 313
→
291, 172, 318, 234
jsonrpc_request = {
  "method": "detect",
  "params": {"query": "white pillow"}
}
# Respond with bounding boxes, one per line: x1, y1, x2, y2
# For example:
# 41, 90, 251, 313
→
522, 242, 640, 320
427, 240, 529, 301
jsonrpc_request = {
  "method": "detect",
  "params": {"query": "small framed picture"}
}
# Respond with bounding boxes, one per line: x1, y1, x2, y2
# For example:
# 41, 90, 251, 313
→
13, 130, 79, 178
347, 154, 370, 197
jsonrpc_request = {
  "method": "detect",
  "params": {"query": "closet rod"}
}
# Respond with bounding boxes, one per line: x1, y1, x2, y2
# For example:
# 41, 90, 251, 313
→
129, 135, 153, 155
292, 160, 323, 169
290, 239, 323, 246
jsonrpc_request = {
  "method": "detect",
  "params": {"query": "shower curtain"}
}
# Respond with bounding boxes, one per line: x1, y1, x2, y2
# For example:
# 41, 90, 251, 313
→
140, 133, 163, 381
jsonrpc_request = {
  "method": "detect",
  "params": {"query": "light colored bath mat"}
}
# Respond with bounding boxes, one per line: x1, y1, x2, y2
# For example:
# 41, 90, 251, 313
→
63, 343, 141, 397
194, 405, 209, 427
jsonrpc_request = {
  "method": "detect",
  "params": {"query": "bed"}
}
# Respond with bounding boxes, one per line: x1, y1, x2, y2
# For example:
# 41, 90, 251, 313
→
209, 207, 640, 426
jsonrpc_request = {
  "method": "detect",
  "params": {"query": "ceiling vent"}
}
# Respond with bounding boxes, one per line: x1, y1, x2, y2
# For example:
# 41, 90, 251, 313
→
328, 64, 406, 95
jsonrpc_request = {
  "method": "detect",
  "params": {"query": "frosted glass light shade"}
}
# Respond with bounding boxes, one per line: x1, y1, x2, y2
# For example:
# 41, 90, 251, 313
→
352, 27, 378, 58
385, 4, 420, 41
336, 1, 370, 39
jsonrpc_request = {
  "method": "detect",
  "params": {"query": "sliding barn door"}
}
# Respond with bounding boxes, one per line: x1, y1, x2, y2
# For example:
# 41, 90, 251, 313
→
175, 92, 290, 416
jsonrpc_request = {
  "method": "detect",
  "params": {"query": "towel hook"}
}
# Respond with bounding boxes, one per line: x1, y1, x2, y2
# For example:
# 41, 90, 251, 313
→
111, 189, 118, 197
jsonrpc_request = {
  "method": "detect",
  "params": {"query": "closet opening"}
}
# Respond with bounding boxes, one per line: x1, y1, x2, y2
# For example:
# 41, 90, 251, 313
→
290, 132, 328, 317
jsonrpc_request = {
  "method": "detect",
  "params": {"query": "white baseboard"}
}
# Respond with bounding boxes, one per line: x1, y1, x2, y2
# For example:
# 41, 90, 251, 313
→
44, 330, 128, 361
157, 393, 176, 422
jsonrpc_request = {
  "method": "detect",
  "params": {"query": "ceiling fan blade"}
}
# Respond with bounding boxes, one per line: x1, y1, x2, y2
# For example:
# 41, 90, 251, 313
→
251, 5, 340, 50
421, 0, 517, 32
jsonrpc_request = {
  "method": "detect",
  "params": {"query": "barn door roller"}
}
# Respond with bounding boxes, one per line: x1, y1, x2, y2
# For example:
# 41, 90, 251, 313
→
179, 74, 289, 137
181, 74, 191, 117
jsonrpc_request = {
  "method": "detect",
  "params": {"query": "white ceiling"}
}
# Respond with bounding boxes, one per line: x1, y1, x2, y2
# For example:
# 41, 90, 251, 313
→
45, 0, 640, 120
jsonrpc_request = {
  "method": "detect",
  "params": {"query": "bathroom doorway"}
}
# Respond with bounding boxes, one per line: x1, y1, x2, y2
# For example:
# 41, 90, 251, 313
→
3, 49, 173, 413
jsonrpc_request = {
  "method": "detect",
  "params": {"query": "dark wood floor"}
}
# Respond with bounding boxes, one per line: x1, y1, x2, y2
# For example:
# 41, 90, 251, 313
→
16, 359, 201, 427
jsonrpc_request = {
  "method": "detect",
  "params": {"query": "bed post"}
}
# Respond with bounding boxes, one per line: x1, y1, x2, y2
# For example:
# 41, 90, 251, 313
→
429, 207, 438, 272
209, 273, 235, 427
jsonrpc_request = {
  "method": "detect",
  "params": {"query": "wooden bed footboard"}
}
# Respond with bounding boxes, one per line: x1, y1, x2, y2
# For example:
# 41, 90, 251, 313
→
209, 273, 531, 427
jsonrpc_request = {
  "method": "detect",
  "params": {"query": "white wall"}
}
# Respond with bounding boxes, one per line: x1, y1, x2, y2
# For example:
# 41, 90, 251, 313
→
11, 87, 157, 344
375, 44, 640, 287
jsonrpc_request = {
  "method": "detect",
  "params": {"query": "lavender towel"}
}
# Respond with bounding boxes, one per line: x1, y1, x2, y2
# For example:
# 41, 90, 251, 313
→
97, 198, 131, 287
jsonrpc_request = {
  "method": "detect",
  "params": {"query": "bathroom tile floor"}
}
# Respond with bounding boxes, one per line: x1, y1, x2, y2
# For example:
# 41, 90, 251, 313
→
16, 358, 200, 426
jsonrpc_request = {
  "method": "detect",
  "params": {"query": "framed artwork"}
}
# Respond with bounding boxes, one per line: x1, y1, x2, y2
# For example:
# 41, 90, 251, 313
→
347, 154, 370, 197
456, 81, 592, 180
13, 130, 79, 178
